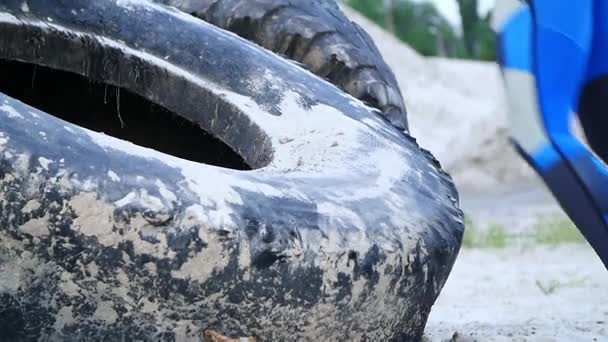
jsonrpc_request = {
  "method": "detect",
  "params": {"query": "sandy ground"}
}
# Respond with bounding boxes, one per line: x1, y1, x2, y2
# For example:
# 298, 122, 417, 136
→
459, 179, 561, 233
425, 244, 608, 341
422, 181, 608, 341
342, 8, 608, 341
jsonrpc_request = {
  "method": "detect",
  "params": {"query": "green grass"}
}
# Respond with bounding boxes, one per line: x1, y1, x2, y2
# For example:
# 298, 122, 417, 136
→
533, 217, 586, 246
482, 223, 508, 248
462, 215, 476, 248
535, 277, 588, 295
462, 216, 507, 249
462, 215, 585, 249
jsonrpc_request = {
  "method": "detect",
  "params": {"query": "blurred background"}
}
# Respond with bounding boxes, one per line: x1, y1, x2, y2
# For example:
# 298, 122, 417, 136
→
338, 1, 608, 340
346, 0, 496, 61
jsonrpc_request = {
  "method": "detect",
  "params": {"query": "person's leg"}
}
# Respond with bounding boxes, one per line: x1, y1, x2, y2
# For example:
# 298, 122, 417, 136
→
531, 0, 608, 267
495, 0, 608, 268
579, 0, 608, 164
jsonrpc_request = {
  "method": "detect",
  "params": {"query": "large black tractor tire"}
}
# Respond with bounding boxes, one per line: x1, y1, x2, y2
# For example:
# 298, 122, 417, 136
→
157, 0, 409, 131
0, 0, 462, 341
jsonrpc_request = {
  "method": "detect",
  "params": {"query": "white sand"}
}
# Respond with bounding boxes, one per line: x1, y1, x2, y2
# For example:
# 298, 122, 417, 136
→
425, 245, 608, 341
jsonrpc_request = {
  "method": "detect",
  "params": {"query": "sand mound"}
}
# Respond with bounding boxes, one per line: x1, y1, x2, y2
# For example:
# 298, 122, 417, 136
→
344, 8, 534, 192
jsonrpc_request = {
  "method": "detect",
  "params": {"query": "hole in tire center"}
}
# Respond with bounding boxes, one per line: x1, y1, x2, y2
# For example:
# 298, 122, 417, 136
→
0, 59, 251, 170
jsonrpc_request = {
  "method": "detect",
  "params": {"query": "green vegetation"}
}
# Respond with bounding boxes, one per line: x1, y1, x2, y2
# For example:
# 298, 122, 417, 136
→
462, 215, 586, 249
462, 218, 507, 249
483, 223, 507, 248
533, 217, 586, 246
462, 215, 476, 248
344, 0, 496, 61
535, 278, 588, 295
455, 0, 496, 60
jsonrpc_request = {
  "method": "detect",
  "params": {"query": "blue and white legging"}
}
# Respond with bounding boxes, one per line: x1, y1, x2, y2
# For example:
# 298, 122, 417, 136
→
495, 0, 608, 268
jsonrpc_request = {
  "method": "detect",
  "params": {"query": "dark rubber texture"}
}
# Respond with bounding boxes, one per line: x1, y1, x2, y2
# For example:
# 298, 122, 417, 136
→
0, 0, 461, 341
158, 0, 409, 131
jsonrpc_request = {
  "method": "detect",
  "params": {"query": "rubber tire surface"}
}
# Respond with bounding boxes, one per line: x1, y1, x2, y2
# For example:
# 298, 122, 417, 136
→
157, 0, 409, 131
0, 0, 461, 341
